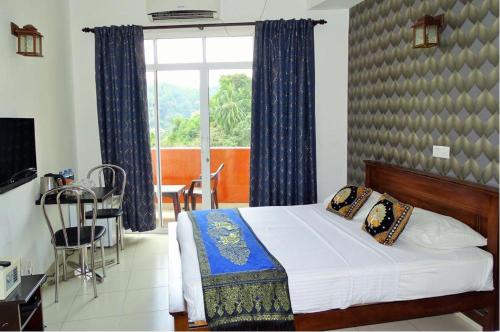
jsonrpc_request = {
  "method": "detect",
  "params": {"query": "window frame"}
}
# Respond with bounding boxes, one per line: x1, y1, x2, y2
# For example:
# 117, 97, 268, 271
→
146, 35, 254, 214
146, 36, 253, 71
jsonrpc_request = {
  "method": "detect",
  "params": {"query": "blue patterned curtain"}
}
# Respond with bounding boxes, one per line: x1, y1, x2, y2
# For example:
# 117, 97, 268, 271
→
94, 25, 156, 232
250, 19, 317, 207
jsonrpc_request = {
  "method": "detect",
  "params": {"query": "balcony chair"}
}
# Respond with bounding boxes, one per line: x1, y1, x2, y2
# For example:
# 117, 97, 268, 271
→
85, 164, 127, 264
41, 186, 106, 303
184, 163, 224, 211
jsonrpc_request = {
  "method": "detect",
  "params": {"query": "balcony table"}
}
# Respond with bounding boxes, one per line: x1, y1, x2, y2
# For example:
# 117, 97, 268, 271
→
157, 185, 186, 221
35, 186, 117, 282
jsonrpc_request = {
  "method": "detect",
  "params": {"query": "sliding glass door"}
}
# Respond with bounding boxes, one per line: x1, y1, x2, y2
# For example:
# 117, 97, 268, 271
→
209, 69, 252, 208
145, 36, 253, 228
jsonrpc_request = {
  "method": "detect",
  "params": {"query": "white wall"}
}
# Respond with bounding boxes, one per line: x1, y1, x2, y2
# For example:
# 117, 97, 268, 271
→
312, 9, 349, 201
68, 0, 349, 201
0, 0, 76, 273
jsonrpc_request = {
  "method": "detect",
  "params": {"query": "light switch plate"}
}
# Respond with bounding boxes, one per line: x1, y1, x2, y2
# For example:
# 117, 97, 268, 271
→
433, 145, 450, 159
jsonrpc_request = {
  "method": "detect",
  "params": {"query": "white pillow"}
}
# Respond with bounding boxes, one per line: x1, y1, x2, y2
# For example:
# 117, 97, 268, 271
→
323, 190, 382, 222
399, 208, 487, 250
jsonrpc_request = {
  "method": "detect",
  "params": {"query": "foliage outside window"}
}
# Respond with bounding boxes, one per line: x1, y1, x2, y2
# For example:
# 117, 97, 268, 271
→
146, 36, 253, 149
148, 73, 252, 148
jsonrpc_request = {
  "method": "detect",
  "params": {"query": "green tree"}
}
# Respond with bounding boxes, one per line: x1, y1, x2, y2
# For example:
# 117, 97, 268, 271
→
209, 74, 252, 147
162, 113, 201, 147
210, 74, 252, 132
150, 73, 252, 147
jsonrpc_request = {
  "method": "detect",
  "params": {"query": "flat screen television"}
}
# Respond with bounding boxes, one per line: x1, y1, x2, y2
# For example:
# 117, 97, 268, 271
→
0, 118, 37, 194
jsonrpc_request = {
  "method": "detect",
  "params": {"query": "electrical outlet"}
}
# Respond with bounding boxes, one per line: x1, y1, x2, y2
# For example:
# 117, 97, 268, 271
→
433, 145, 450, 159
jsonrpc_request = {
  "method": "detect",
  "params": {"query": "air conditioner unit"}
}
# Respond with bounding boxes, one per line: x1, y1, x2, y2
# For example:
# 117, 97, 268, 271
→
146, 0, 220, 22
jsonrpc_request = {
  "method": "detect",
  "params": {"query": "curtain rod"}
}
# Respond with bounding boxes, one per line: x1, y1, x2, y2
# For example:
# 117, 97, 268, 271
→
81, 19, 327, 33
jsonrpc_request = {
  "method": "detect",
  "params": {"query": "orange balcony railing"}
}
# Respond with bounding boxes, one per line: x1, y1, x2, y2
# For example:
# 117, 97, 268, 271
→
151, 147, 250, 204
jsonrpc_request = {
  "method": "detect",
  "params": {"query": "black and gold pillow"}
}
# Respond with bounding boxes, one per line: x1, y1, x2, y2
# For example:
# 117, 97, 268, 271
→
363, 194, 413, 246
327, 186, 373, 219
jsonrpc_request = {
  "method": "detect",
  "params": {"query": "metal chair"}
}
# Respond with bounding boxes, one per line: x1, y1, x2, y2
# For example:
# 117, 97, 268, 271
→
41, 186, 106, 303
85, 164, 127, 264
184, 164, 224, 211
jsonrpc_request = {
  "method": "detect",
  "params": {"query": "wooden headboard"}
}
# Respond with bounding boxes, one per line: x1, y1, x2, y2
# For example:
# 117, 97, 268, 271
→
364, 160, 499, 298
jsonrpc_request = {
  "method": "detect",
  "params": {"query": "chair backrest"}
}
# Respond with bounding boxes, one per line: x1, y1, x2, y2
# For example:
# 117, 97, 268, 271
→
189, 164, 224, 193
41, 186, 98, 248
210, 164, 224, 192
87, 164, 127, 209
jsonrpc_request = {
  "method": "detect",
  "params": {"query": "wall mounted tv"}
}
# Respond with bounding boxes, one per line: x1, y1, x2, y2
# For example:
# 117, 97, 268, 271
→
0, 118, 37, 194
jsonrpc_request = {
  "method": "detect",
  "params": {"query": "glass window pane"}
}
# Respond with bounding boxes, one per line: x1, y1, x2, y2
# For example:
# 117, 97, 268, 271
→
26, 35, 34, 52
426, 26, 438, 44
157, 70, 201, 147
209, 69, 252, 147
206, 37, 254, 63
157, 38, 203, 64
144, 40, 154, 65
209, 69, 252, 208
415, 27, 424, 46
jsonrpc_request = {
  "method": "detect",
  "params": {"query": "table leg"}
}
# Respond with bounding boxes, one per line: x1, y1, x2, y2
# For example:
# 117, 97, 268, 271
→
67, 248, 104, 282
173, 194, 180, 221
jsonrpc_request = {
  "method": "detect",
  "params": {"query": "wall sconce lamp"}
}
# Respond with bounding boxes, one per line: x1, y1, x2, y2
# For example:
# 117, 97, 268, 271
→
10, 22, 43, 57
412, 14, 444, 48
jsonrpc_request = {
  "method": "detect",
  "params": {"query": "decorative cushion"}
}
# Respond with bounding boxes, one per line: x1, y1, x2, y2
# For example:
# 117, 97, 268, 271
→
363, 194, 414, 246
326, 186, 373, 219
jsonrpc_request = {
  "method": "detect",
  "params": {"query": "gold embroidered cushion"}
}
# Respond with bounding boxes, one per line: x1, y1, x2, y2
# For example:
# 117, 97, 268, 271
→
326, 186, 373, 219
363, 194, 414, 246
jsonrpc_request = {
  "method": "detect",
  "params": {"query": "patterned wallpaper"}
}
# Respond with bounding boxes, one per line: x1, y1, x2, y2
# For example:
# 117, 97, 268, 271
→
347, 0, 499, 187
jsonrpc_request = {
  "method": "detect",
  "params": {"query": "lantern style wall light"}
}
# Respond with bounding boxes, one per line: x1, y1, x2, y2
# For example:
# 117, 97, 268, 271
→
11, 22, 43, 57
412, 14, 444, 48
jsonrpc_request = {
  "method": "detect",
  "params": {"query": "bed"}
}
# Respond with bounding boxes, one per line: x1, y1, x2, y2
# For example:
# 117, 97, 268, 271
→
168, 161, 499, 331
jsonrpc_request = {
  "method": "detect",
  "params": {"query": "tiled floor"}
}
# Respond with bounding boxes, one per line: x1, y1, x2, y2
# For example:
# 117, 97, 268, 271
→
42, 233, 481, 331
42, 234, 173, 331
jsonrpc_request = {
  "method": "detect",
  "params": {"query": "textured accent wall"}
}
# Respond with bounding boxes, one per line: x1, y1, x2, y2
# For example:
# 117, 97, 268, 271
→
348, 0, 499, 187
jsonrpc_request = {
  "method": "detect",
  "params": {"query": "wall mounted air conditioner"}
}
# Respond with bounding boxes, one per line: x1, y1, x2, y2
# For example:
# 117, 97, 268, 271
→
146, 0, 220, 22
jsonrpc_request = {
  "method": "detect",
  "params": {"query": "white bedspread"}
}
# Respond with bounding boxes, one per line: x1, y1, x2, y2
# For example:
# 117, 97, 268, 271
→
176, 204, 493, 322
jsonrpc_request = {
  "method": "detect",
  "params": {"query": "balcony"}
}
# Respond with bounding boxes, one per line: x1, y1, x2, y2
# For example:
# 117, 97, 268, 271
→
151, 147, 250, 223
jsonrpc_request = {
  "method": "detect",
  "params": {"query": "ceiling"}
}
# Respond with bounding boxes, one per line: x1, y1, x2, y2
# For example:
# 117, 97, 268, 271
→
308, 0, 364, 10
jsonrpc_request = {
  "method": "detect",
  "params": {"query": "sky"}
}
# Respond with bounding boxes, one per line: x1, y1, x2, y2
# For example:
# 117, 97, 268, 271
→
145, 36, 253, 89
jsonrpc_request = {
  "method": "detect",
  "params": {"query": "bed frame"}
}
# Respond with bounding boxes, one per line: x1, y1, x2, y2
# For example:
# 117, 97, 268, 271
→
168, 160, 499, 331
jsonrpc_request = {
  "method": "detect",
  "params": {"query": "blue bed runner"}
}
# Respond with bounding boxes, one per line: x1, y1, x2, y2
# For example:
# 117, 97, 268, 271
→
188, 209, 294, 331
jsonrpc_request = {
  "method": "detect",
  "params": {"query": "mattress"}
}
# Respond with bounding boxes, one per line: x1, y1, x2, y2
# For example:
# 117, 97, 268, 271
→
176, 204, 494, 322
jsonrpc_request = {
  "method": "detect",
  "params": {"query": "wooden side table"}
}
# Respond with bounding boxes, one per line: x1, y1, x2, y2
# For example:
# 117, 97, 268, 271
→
159, 185, 187, 221
0, 274, 46, 331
